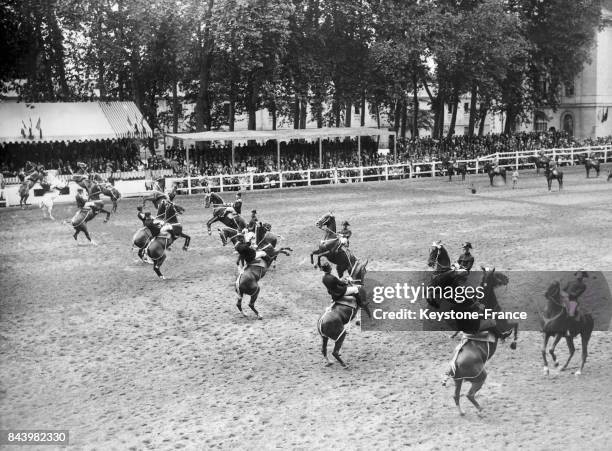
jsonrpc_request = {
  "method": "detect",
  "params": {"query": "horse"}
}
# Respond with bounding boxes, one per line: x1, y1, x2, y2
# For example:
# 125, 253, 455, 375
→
527, 155, 550, 175
544, 161, 563, 191
145, 230, 176, 279
540, 279, 594, 376
38, 181, 68, 220
310, 212, 356, 278
89, 180, 121, 213
237, 222, 288, 269
577, 154, 601, 178
70, 200, 111, 245
204, 191, 248, 245
234, 240, 292, 319
156, 198, 191, 250
442, 158, 468, 182
482, 161, 506, 186
442, 267, 517, 416
132, 227, 154, 262
18, 169, 44, 208
317, 259, 372, 368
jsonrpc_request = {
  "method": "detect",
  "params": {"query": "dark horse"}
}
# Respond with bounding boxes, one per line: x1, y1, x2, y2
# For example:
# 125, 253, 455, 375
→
482, 162, 506, 186
427, 244, 518, 345
442, 158, 468, 182
234, 237, 292, 319
577, 154, 601, 178
18, 168, 45, 208
443, 267, 518, 416
540, 279, 594, 376
317, 259, 372, 368
70, 201, 111, 245
89, 178, 121, 213
544, 161, 563, 191
238, 222, 287, 269
310, 212, 355, 278
204, 191, 248, 245
527, 155, 550, 175
157, 198, 191, 250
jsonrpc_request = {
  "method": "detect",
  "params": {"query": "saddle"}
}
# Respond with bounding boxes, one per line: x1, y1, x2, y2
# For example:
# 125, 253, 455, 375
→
462, 331, 496, 343
334, 296, 358, 310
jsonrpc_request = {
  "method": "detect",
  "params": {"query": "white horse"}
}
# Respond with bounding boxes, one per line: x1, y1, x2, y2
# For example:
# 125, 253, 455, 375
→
39, 178, 68, 220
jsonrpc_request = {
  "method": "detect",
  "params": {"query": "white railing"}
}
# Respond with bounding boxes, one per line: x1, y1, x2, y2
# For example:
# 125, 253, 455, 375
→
165, 145, 612, 194
4, 168, 175, 185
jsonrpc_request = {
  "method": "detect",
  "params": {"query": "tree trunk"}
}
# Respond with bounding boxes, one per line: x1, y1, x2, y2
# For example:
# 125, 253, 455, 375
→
400, 100, 408, 139
360, 90, 366, 126
412, 72, 419, 138
478, 105, 488, 136
345, 101, 352, 127
293, 93, 300, 129
300, 96, 307, 128
467, 83, 478, 137
447, 92, 459, 138
246, 77, 257, 130
194, 0, 215, 133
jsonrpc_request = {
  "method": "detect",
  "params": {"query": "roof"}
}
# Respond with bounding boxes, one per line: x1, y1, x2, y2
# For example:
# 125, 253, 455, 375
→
0, 101, 152, 144
166, 126, 395, 143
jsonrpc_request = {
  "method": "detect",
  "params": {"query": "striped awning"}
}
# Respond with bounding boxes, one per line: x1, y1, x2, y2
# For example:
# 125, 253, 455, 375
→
0, 101, 152, 144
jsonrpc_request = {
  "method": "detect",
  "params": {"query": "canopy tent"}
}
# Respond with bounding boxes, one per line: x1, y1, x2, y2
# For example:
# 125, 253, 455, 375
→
0, 101, 152, 144
166, 126, 397, 169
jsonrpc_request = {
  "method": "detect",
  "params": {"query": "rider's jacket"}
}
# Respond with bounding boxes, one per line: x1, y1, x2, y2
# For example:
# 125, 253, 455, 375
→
338, 229, 352, 240
322, 273, 350, 301
235, 242, 257, 263
457, 253, 474, 272
563, 279, 586, 301
137, 212, 161, 236
76, 193, 88, 209
232, 199, 242, 215
247, 217, 259, 232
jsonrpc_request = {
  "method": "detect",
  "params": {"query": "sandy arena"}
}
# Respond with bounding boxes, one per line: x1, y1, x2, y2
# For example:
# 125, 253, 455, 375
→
1, 166, 612, 450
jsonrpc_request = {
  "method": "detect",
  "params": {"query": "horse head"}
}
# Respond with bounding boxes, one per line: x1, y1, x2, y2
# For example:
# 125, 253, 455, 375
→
350, 258, 368, 282
204, 192, 224, 208
428, 241, 450, 271
315, 212, 336, 233
480, 266, 508, 290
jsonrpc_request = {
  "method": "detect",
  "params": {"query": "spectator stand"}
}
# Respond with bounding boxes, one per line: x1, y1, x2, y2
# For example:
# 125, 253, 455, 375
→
0, 101, 153, 206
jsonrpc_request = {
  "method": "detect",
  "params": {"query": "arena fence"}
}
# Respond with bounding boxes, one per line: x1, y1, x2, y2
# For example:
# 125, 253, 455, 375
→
166, 146, 612, 194
1, 146, 610, 206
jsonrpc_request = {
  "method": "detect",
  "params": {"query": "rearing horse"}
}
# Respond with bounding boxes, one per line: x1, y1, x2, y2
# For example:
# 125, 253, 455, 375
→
204, 191, 248, 245
442, 267, 518, 416
88, 175, 122, 213
310, 212, 355, 278
18, 169, 44, 208
157, 198, 191, 250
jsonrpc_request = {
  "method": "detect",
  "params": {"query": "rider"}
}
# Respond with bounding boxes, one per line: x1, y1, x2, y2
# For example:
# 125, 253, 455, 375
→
234, 233, 268, 265
136, 206, 162, 237
247, 209, 259, 232
457, 242, 474, 272
232, 192, 243, 215
562, 271, 588, 320
338, 221, 352, 247
321, 261, 360, 303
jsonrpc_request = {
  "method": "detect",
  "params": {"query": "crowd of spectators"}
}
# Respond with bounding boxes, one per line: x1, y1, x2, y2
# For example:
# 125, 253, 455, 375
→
2, 132, 612, 181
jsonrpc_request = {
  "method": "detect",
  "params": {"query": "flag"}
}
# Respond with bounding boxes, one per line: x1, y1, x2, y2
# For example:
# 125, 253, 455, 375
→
603, 107, 609, 123
35, 117, 42, 138
35, 117, 41, 130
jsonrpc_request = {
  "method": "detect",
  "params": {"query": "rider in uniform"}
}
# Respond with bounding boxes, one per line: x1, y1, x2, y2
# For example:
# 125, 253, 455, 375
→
338, 221, 352, 247
247, 209, 259, 232
321, 262, 360, 303
562, 271, 588, 321
234, 233, 268, 265
137, 206, 162, 237
232, 193, 243, 215
457, 242, 474, 272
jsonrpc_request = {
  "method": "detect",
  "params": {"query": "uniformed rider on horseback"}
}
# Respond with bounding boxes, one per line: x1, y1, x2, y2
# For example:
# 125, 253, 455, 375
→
321, 261, 361, 308
338, 221, 352, 247
234, 232, 269, 265
137, 206, 163, 238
